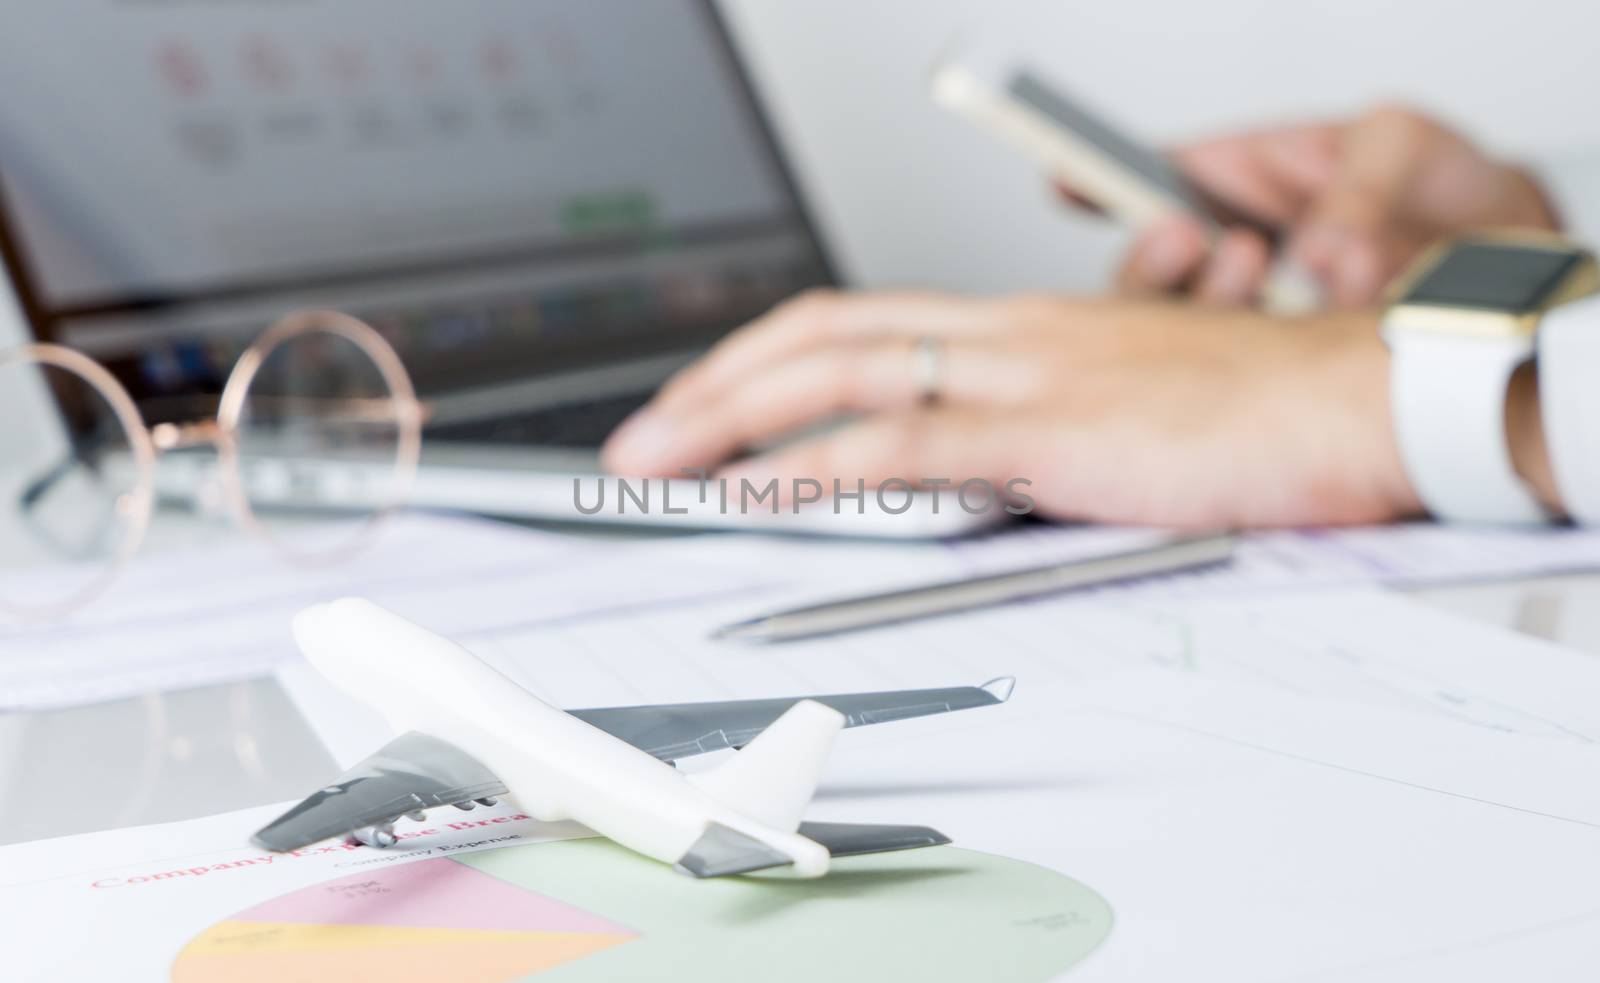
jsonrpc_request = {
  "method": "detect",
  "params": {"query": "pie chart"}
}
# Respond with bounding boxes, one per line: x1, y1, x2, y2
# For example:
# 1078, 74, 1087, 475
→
171, 839, 1112, 982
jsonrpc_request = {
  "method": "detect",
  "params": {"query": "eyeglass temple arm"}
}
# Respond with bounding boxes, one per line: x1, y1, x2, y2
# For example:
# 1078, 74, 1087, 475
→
19, 422, 123, 511
16, 427, 129, 561
19, 417, 215, 515
19, 454, 76, 512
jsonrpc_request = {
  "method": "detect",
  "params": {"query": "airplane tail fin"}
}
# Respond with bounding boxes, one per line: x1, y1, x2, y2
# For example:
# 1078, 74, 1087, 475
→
687, 698, 844, 830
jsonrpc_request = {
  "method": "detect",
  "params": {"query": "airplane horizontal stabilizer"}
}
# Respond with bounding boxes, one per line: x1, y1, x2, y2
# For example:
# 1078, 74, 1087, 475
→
795, 820, 951, 857
673, 820, 953, 878
673, 822, 795, 878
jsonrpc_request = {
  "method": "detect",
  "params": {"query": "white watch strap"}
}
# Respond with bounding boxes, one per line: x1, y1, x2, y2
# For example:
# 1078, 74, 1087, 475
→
1388, 330, 1549, 523
1539, 293, 1600, 523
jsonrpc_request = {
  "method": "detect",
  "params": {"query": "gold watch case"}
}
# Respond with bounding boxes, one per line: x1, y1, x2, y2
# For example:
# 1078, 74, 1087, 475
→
1383, 230, 1600, 340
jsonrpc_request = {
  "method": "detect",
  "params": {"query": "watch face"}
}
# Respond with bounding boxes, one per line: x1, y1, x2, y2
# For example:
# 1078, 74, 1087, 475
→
1403, 243, 1585, 312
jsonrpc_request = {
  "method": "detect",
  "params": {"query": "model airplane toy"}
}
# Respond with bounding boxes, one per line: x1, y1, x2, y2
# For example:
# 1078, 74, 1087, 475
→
254, 598, 1014, 878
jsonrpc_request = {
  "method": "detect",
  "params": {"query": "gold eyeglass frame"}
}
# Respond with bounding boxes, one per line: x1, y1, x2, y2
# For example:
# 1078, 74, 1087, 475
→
0, 309, 424, 621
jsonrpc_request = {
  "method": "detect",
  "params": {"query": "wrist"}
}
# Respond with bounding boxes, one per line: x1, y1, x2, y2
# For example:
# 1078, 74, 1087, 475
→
1379, 235, 1590, 523
1317, 311, 1426, 519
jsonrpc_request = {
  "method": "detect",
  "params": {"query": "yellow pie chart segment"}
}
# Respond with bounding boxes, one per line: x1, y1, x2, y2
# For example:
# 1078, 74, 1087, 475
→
173, 926, 629, 983
171, 855, 636, 983
171, 841, 1113, 982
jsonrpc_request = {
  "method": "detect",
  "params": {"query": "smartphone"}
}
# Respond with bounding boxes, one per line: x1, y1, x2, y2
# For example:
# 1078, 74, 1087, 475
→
931, 48, 1320, 311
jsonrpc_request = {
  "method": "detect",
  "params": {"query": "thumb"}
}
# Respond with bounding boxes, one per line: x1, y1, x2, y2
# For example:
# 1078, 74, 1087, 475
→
1292, 108, 1437, 305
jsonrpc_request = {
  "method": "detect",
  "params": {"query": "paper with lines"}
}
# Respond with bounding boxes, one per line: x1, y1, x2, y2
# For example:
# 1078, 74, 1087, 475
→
260, 525, 1600, 981
465, 584, 1600, 748
11, 510, 1600, 711
942, 520, 1600, 593
0, 513, 780, 711
808, 672, 1600, 982
18, 666, 1600, 982
276, 658, 1600, 983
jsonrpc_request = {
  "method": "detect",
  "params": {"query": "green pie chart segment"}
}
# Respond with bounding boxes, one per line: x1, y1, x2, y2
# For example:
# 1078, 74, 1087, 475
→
459, 838, 1113, 982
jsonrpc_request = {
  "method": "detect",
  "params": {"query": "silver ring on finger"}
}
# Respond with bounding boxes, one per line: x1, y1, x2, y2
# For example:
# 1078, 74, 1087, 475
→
909, 336, 945, 407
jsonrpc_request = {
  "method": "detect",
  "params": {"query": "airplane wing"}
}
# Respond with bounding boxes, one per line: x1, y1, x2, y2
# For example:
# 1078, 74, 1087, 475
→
251, 730, 507, 852
253, 680, 1013, 856
571, 678, 1015, 762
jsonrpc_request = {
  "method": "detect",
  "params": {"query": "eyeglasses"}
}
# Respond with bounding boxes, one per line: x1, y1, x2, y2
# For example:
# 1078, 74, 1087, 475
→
0, 309, 423, 621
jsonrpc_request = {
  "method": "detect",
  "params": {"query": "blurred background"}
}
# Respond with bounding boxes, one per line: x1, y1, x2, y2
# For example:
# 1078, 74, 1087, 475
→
5, 0, 1599, 353
721, 0, 1600, 292
2, 0, 1596, 554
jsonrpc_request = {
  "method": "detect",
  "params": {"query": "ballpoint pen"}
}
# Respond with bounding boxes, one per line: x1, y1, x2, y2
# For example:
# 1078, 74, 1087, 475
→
712, 532, 1238, 643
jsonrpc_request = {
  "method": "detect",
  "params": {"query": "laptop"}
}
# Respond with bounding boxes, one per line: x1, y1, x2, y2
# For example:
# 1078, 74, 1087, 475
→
0, 0, 996, 538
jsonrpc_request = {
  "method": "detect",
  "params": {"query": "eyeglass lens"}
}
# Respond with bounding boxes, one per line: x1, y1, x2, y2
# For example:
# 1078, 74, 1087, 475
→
0, 353, 149, 617
228, 325, 411, 563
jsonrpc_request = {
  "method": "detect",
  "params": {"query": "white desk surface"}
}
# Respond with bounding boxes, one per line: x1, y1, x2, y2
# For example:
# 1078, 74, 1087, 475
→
4, 512, 1599, 847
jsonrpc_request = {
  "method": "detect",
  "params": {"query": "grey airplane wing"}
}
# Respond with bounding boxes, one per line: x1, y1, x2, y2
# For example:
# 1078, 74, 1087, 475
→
253, 679, 1013, 862
570, 677, 1015, 762
251, 731, 508, 852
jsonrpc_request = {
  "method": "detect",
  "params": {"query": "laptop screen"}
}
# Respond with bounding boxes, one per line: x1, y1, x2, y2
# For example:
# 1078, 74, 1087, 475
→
0, 0, 833, 414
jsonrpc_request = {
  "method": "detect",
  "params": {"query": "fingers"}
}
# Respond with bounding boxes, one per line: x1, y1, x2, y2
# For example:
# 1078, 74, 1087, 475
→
1193, 229, 1272, 305
1117, 124, 1343, 305
1292, 107, 1439, 305
1115, 216, 1209, 296
649, 290, 1001, 417
1250, 125, 1342, 196
1292, 192, 1414, 307
602, 338, 1030, 476
1173, 122, 1342, 225
1116, 219, 1270, 306
715, 408, 1024, 505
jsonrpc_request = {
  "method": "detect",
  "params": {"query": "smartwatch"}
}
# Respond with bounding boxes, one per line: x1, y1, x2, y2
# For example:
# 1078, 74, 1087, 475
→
1382, 233, 1599, 523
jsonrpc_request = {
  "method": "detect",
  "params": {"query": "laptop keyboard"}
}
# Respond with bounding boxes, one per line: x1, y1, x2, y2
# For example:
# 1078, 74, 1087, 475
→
427, 392, 650, 449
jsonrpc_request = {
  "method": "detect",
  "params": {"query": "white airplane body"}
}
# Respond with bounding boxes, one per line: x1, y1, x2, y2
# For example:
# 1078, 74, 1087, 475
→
258, 598, 1013, 878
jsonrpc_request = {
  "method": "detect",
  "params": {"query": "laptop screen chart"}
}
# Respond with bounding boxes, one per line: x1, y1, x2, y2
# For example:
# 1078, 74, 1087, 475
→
0, 1, 830, 403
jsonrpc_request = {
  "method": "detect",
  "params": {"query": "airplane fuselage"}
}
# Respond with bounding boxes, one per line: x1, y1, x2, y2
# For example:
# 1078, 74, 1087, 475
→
293, 599, 833, 876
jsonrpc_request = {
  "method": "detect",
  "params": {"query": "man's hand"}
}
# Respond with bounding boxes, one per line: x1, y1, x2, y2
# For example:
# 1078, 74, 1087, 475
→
1093, 106, 1559, 307
601, 290, 1423, 528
